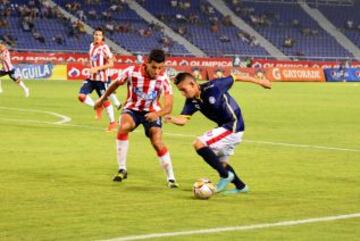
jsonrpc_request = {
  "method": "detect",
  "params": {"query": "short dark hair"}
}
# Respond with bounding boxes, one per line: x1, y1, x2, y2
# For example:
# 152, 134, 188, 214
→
94, 27, 104, 34
148, 49, 166, 63
174, 72, 194, 85
94, 27, 105, 40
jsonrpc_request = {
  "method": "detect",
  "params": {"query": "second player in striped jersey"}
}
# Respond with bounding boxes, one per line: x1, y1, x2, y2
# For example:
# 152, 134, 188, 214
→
77, 27, 118, 132
95, 49, 178, 188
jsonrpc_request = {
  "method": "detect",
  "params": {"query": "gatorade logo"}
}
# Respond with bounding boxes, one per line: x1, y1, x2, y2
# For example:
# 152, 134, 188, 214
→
272, 68, 282, 81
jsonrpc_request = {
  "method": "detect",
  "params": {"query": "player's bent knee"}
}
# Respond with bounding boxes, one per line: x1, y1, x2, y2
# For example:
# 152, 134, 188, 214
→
118, 123, 132, 132
193, 139, 206, 150
78, 94, 86, 102
119, 114, 136, 130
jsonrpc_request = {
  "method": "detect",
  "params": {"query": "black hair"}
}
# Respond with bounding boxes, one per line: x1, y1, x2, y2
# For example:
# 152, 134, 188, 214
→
148, 49, 166, 63
94, 27, 105, 41
174, 72, 195, 85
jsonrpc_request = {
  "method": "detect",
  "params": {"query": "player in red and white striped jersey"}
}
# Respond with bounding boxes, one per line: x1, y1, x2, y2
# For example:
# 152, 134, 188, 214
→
95, 49, 178, 188
118, 64, 173, 112
0, 42, 30, 97
77, 27, 116, 132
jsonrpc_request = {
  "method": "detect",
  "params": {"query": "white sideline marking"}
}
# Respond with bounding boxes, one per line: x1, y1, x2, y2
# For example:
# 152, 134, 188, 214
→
100, 213, 360, 241
0, 106, 71, 124
0, 113, 359, 153
244, 140, 360, 153
0, 117, 100, 130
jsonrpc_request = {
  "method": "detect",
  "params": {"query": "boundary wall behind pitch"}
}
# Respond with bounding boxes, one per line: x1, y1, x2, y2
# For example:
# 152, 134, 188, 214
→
2, 51, 360, 82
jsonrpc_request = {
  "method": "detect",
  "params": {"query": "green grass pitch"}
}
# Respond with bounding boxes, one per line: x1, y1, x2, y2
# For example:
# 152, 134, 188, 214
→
0, 80, 359, 241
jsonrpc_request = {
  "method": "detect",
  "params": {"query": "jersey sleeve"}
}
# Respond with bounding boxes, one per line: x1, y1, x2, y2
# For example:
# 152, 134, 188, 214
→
180, 99, 198, 118
116, 66, 133, 85
103, 45, 113, 59
160, 74, 173, 95
88, 43, 93, 59
212, 75, 235, 93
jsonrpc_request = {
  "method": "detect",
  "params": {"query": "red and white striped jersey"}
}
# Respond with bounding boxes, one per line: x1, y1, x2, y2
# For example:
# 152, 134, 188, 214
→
0, 48, 14, 72
88, 42, 113, 82
117, 65, 173, 112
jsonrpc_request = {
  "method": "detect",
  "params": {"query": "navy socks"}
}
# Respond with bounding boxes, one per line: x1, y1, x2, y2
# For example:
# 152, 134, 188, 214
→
196, 147, 228, 178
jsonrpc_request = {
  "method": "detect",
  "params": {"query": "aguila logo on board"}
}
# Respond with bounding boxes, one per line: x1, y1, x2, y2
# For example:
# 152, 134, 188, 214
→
14, 64, 53, 80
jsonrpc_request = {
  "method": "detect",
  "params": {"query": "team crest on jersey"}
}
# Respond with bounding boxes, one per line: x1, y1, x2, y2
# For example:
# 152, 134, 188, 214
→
91, 54, 100, 61
134, 87, 157, 100
209, 96, 216, 104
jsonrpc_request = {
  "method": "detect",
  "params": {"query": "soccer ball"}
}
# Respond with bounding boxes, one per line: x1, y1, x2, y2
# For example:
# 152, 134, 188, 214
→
193, 178, 216, 200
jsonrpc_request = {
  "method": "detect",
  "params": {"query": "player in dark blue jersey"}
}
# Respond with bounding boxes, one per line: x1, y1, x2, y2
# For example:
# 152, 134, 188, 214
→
166, 72, 271, 194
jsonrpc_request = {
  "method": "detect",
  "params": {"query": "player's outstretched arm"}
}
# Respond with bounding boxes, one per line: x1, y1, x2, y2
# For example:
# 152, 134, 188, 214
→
164, 115, 189, 126
94, 80, 120, 109
145, 94, 173, 122
232, 74, 272, 89
159, 93, 173, 116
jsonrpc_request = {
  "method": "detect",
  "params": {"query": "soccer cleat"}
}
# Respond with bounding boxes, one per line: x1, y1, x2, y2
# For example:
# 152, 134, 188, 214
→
95, 106, 104, 120
106, 121, 117, 132
113, 169, 128, 182
24, 88, 30, 97
215, 171, 234, 193
167, 179, 179, 188
223, 185, 249, 195
116, 103, 123, 110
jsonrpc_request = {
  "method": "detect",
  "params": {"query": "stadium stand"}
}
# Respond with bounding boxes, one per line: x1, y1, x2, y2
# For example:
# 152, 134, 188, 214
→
224, 0, 353, 59
136, 0, 270, 57
0, 0, 359, 59
0, 0, 92, 51
316, 2, 360, 49
53, 0, 191, 55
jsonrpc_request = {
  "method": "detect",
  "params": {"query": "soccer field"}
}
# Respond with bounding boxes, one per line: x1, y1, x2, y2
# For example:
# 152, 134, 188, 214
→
0, 80, 359, 241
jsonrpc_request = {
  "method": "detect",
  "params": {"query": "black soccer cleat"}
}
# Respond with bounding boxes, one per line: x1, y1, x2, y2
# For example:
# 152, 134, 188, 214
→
113, 169, 128, 182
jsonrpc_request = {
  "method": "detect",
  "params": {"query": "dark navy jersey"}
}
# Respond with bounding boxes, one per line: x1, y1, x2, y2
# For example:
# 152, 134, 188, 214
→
180, 75, 244, 132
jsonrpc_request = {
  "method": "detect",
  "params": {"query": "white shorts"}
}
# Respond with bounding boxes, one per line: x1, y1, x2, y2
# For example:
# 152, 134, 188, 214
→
198, 127, 244, 162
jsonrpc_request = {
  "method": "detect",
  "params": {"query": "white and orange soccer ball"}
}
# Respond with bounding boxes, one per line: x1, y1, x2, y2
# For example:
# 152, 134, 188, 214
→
193, 178, 216, 200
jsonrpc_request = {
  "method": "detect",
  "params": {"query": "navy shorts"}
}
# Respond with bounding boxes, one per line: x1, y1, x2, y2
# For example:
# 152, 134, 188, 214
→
0, 69, 17, 81
79, 79, 109, 97
122, 109, 162, 137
